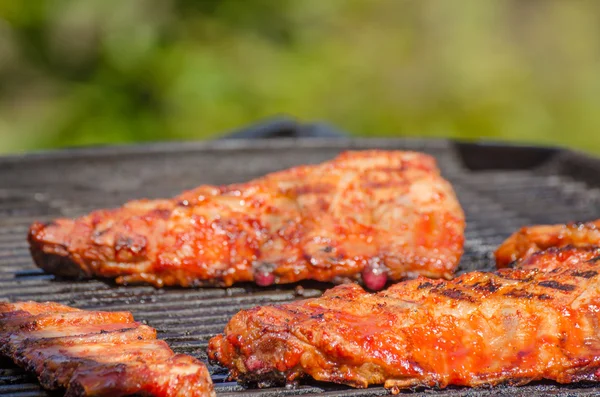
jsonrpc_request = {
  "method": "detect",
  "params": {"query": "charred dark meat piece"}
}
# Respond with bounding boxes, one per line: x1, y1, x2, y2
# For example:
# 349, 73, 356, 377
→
0, 301, 214, 397
28, 150, 465, 290
208, 246, 600, 392
495, 220, 600, 268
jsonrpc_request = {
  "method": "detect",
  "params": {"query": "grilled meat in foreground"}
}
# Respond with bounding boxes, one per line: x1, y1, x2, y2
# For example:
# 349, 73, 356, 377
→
28, 150, 464, 290
0, 301, 214, 397
496, 220, 600, 268
208, 246, 600, 391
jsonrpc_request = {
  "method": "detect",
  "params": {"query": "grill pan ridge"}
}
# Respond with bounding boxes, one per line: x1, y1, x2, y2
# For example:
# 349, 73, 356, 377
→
1, 125, 600, 396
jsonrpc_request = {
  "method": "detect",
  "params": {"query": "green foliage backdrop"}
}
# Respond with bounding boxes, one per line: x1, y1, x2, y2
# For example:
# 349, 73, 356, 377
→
1, 0, 600, 154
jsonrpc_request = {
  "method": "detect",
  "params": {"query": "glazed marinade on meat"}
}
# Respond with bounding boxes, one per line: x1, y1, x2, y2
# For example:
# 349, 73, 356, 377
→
0, 301, 214, 397
495, 220, 600, 268
208, 246, 600, 392
28, 150, 465, 290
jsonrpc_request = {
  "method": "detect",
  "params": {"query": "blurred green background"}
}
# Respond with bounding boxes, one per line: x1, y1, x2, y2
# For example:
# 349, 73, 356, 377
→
1, 0, 600, 154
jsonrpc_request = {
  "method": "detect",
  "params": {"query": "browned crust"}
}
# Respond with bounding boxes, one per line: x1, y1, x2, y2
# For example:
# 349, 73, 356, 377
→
0, 301, 215, 397
208, 246, 600, 391
28, 150, 465, 290
29, 224, 90, 279
495, 220, 600, 268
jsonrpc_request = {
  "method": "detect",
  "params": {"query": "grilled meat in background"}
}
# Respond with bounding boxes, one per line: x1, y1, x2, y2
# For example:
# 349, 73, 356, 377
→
28, 150, 465, 290
495, 220, 600, 268
0, 301, 214, 397
208, 246, 600, 392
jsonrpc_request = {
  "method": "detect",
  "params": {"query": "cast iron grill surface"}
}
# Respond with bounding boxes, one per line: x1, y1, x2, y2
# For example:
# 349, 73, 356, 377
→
1, 137, 600, 397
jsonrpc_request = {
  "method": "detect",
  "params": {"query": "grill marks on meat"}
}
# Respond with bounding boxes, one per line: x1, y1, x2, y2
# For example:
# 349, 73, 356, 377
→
0, 302, 214, 397
495, 220, 600, 268
208, 246, 600, 391
28, 151, 465, 290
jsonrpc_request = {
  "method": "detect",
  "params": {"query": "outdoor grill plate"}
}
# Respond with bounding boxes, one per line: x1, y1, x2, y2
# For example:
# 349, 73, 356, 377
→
1, 128, 600, 397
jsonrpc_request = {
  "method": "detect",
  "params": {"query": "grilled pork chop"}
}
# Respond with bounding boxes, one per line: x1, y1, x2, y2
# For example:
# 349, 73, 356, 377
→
208, 246, 600, 391
28, 150, 465, 290
0, 301, 214, 397
495, 220, 600, 268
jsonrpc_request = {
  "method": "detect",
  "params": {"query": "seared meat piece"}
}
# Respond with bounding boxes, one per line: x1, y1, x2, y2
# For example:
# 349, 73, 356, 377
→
495, 220, 600, 268
208, 246, 600, 392
28, 150, 464, 290
0, 301, 214, 397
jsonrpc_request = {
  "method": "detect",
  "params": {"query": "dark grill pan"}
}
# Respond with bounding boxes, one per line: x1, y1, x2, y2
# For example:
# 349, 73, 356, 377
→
1, 122, 600, 397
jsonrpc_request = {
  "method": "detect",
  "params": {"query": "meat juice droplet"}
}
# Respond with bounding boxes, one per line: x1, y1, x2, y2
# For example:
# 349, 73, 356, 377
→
362, 265, 388, 291
255, 270, 275, 286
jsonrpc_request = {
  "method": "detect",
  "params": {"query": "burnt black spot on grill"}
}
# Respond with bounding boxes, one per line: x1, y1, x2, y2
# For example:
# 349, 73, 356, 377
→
417, 282, 433, 290
433, 288, 476, 302
586, 256, 600, 264
572, 270, 598, 279
470, 279, 500, 293
504, 289, 553, 300
538, 280, 576, 292
503, 289, 533, 299
495, 272, 534, 282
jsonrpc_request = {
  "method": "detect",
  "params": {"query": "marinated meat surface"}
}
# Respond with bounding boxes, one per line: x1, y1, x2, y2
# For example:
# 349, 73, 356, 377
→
495, 220, 600, 268
208, 246, 600, 392
28, 150, 465, 290
0, 301, 214, 397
